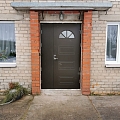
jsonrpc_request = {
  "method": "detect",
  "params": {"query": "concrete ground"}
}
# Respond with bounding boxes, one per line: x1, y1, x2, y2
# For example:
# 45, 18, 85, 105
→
0, 90, 120, 120
90, 96, 120, 120
0, 95, 33, 120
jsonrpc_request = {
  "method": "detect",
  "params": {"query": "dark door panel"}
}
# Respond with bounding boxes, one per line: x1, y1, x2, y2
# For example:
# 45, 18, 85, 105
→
41, 24, 54, 88
41, 23, 80, 89
54, 24, 80, 89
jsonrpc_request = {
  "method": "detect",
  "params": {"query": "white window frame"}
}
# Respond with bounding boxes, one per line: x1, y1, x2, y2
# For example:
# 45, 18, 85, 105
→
0, 21, 16, 68
105, 22, 120, 67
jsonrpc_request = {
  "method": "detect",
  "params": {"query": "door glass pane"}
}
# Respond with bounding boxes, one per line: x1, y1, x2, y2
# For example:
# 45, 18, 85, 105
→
59, 34, 65, 38
106, 25, 118, 61
59, 30, 75, 39
62, 31, 66, 37
69, 34, 75, 38
67, 31, 72, 38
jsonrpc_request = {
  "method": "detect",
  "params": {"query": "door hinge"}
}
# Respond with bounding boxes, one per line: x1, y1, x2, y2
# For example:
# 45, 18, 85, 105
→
39, 53, 41, 56
80, 30, 82, 34
41, 30, 42, 34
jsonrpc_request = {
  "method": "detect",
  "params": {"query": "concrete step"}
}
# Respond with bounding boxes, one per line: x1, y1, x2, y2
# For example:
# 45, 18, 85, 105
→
40, 89, 82, 96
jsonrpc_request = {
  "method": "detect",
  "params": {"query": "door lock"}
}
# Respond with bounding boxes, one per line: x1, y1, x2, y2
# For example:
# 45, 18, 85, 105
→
54, 55, 58, 60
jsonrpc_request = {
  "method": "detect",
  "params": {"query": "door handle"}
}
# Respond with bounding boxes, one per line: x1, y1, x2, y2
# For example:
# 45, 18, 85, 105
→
54, 58, 58, 60
54, 55, 58, 60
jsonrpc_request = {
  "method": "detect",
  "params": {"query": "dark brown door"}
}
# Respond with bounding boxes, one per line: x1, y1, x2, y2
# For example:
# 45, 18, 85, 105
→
41, 24, 80, 89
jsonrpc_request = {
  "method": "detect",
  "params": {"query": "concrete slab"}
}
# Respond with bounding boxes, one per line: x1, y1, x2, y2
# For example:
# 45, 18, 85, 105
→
1, 91, 119, 120
25, 91, 100, 120
89, 96, 120, 120
0, 95, 33, 120
41, 89, 82, 96
11, 2, 112, 11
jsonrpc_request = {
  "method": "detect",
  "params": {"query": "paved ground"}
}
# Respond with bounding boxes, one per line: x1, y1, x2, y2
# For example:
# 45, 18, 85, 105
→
0, 90, 120, 120
89, 96, 120, 120
0, 95, 33, 120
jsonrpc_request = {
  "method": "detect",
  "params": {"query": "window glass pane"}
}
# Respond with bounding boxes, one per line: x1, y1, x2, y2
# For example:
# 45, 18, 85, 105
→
0, 23, 16, 63
106, 25, 118, 61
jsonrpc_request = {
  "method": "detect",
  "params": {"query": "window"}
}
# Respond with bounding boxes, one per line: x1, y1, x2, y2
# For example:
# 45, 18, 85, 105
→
106, 23, 120, 67
0, 21, 16, 67
59, 30, 75, 38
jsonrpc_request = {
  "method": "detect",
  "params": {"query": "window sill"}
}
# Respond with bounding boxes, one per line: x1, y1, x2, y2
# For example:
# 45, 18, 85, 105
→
105, 64, 120, 68
0, 63, 16, 68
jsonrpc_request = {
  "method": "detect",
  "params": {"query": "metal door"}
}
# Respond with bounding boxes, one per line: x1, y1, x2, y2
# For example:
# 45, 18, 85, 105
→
41, 24, 80, 89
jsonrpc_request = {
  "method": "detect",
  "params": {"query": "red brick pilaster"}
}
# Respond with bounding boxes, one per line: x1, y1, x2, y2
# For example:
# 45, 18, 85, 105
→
30, 11, 40, 94
82, 11, 92, 95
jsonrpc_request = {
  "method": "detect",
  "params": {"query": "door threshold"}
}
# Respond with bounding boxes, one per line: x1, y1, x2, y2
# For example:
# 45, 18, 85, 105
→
41, 89, 81, 90
41, 89, 82, 96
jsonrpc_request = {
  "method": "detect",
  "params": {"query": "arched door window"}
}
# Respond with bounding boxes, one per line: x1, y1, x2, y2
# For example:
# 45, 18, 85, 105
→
59, 30, 75, 38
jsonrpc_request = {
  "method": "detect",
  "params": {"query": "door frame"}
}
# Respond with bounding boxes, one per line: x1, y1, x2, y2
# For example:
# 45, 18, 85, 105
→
40, 21, 82, 90
30, 10, 92, 95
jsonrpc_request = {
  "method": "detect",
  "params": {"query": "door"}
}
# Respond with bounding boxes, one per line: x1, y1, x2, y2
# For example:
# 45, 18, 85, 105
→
41, 24, 80, 89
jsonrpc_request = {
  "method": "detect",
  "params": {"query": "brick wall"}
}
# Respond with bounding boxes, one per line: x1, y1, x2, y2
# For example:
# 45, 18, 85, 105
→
30, 11, 40, 94
91, 1, 120, 95
0, 0, 31, 91
0, 0, 120, 95
82, 11, 92, 95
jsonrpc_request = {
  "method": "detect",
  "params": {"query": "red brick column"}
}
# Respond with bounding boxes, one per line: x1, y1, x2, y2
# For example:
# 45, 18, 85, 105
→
82, 11, 92, 95
30, 11, 40, 94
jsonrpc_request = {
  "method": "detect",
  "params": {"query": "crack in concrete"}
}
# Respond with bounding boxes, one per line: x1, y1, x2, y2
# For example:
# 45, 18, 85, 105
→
88, 96, 103, 120
19, 95, 34, 120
